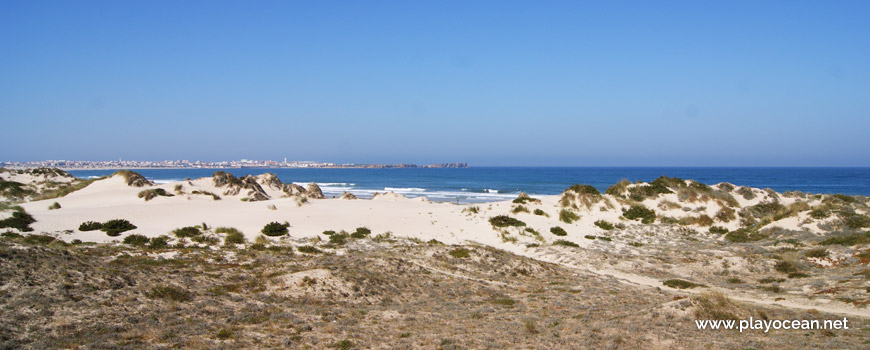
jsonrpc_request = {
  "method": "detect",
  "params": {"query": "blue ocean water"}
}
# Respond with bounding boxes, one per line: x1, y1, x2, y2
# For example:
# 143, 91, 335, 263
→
67, 167, 870, 203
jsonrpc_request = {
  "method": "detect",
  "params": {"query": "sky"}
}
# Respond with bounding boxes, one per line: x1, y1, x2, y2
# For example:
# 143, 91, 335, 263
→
1, 1, 869, 166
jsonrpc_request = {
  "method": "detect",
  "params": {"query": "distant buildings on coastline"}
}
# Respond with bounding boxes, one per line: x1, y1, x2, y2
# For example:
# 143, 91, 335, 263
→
0, 159, 469, 170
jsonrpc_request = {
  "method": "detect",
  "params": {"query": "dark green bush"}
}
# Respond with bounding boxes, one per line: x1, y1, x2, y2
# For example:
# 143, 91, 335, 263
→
173, 226, 202, 238
663, 279, 703, 289
709, 226, 729, 234
48, 202, 61, 210
22, 234, 56, 245
261, 222, 289, 237
567, 184, 601, 195
0, 211, 36, 232
550, 226, 567, 236
149, 236, 169, 249
296, 245, 321, 254
350, 227, 371, 239
489, 215, 526, 227
329, 231, 349, 245
511, 205, 530, 214
148, 285, 192, 302
774, 260, 799, 274
513, 193, 541, 204
533, 209, 548, 216
553, 239, 579, 247
78, 221, 103, 231
593, 220, 614, 230
558, 210, 579, 224
138, 188, 174, 201
101, 219, 137, 236
819, 232, 870, 246
803, 248, 829, 258
725, 228, 767, 243
216, 227, 245, 245
622, 205, 656, 224
322, 230, 336, 236
123, 234, 149, 246
843, 213, 870, 230
449, 248, 471, 258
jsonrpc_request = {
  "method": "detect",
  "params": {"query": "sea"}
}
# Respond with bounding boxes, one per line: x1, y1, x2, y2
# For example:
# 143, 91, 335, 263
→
67, 167, 870, 203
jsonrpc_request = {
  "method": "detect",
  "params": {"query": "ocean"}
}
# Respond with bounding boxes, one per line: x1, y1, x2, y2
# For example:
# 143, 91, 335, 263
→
67, 167, 870, 203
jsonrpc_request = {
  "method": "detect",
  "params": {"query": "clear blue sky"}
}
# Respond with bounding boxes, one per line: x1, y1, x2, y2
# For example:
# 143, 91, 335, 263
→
2, 1, 869, 166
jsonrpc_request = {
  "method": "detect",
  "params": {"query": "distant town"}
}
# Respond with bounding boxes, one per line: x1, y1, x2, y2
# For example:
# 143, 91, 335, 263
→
0, 159, 468, 170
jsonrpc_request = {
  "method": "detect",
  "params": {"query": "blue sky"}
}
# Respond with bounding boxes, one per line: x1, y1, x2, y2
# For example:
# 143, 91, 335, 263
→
2, 1, 869, 166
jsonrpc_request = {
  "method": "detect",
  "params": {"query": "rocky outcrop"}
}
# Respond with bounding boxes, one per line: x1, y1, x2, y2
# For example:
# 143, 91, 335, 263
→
212, 171, 270, 201
339, 192, 358, 200
306, 182, 324, 199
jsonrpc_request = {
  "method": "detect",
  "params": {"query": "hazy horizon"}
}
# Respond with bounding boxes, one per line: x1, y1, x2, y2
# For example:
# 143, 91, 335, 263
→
3, 1, 869, 166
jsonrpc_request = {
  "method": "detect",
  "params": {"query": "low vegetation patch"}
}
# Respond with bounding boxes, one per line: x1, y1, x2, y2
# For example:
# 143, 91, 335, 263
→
819, 232, 870, 246
533, 208, 548, 217
622, 205, 655, 224
113, 170, 152, 187
101, 219, 137, 236
138, 188, 174, 201
709, 226, 729, 234
123, 234, 150, 246
593, 220, 614, 230
549, 226, 567, 236
148, 285, 192, 302
663, 279, 704, 289
559, 210, 579, 224
553, 239, 579, 247
78, 221, 103, 231
489, 215, 526, 228
803, 248, 829, 258
296, 245, 321, 254
511, 205, 530, 214
216, 227, 245, 245
48, 202, 61, 210
725, 228, 767, 243
350, 227, 371, 239
0, 211, 36, 232
261, 222, 289, 237
173, 226, 202, 238
513, 193, 541, 204
449, 248, 471, 258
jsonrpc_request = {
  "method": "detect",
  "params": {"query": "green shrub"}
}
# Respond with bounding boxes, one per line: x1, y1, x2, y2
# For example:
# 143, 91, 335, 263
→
724, 228, 767, 243
567, 184, 601, 195
261, 222, 289, 237
553, 239, 579, 247
217, 227, 245, 245
533, 209, 548, 217
149, 236, 169, 249
593, 220, 614, 230
843, 213, 870, 230
489, 215, 526, 227
513, 193, 541, 204
114, 170, 152, 187
0, 211, 36, 232
123, 234, 149, 246
22, 234, 56, 245
819, 232, 870, 246
322, 230, 336, 236
758, 277, 785, 284
329, 339, 354, 350
622, 205, 656, 224
101, 219, 136, 236
191, 235, 220, 245
803, 248, 829, 258
550, 226, 567, 236
173, 226, 202, 238
296, 245, 321, 254
709, 226, 729, 234
216, 328, 233, 340
605, 179, 631, 197
511, 205, 530, 214
329, 231, 349, 245
148, 285, 192, 302
598, 236, 612, 241
774, 260, 799, 274
48, 202, 61, 210
78, 221, 103, 231
558, 210, 579, 224
464, 206, 480, 214
584, 235, 597, 240
191, 190, 221, 200
449, 248, 471, 258
350, 227, 371, 239
788, 272, 810, 278
138, 188, 174, 201
663, 279, 703, 289
726, 277, 744, 284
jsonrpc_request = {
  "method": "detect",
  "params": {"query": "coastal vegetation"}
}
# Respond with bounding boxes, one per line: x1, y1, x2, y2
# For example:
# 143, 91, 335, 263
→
138, 188, 174, 201
489, 215, 526, 228
261, 222, 289, 237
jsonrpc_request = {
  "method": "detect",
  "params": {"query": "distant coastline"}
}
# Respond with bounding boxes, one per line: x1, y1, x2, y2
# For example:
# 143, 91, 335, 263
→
1, 160, 469, 170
